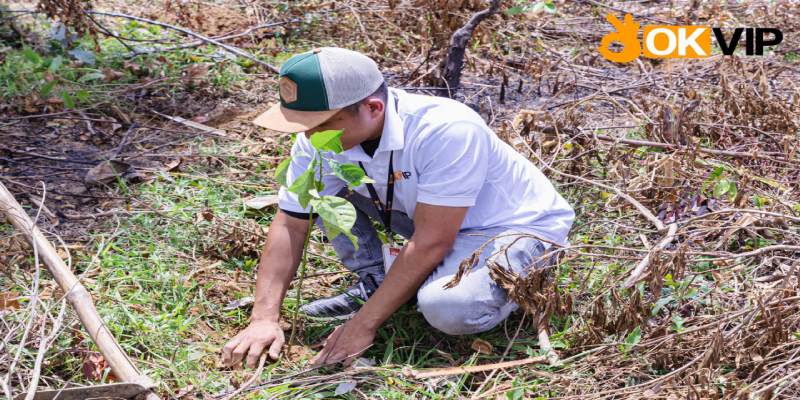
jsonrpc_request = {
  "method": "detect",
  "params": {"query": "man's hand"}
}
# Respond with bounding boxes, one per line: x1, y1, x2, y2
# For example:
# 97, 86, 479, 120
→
310, 319, 376, 367
221, 320, 285, 368
308, 203, 467, 367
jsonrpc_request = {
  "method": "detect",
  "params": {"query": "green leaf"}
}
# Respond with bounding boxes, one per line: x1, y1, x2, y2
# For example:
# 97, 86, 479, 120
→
309, 195, 358, 250
726, 181, 738, 201
287, 169, 315, 208
620, 326, 642, 354
651, 295, 674, 316
506, 388, 524, 400
79, 72, 106, 83
274, 157, 292, 187
310, 130, 344, 153
75, 90, 90, 103
39, 80, 57, 98
709, 165, 724, 180
713, 178, 736, 200
60, 90, 75, 109
68, 49, 95, 65
49, 56, 63, 73
671, 315, 685, 333
506, 6, 524, 15
328, 160, 375, 188
22, 48, 41, 64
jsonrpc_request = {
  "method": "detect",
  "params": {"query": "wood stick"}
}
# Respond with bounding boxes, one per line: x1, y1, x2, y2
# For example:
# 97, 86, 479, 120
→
152, 111, 226, 137
537, 318, 561, 366
592, 133, 787, 160
0, 181, 159, 400
406, 356, 548, 379
622, 222, 678, 288
129, 19, 300, 57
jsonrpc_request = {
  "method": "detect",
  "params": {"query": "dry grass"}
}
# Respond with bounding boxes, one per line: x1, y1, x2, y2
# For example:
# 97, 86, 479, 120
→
2, 0, 799, 398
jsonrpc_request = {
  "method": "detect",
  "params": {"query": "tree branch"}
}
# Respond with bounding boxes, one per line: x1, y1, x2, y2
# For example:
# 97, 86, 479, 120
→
439, 0, 502, 98
87, 11, 279, 74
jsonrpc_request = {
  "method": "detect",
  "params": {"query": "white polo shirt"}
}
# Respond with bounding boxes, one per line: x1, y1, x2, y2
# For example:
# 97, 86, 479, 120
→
277, 88, 575, 246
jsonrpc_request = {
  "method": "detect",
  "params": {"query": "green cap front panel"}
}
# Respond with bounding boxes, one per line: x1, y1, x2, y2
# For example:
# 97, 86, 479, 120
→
279, 52, 330, 111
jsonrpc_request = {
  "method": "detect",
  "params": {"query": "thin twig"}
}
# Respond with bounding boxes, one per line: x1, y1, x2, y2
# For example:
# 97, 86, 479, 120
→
87, 11, 279, 74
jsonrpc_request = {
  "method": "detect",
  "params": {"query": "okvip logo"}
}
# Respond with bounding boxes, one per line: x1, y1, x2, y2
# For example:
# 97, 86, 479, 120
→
598, 13, 783, 63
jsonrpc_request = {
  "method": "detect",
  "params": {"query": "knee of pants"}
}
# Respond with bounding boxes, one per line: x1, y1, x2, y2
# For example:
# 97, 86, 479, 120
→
416, 282, 507, 335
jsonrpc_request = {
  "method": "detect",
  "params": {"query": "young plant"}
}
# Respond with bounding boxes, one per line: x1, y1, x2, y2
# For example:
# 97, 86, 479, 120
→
275, 129, 374, 341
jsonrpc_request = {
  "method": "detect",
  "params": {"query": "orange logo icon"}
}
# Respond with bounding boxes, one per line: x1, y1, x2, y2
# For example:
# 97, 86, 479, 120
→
598, 14, 641, 63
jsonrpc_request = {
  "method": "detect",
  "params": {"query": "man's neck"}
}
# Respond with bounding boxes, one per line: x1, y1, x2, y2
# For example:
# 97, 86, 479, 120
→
361, 134, 381, 157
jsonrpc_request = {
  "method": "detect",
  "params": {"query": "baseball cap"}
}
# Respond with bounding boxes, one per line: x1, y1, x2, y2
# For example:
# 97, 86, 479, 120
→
253, 47, 385, 133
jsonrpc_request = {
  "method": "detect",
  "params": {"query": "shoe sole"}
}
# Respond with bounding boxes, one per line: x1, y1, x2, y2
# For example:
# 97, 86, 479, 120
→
301, 312, 356, 322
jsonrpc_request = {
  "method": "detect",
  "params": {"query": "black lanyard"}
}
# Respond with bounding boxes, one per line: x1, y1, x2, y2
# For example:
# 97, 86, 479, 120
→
359, 151, 394, 243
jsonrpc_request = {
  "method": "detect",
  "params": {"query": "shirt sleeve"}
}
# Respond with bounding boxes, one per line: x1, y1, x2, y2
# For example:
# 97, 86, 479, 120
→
277, 135, 346, 214
414, 121, 489, 207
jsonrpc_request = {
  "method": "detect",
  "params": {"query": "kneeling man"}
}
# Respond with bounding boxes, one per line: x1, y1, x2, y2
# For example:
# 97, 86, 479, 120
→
222, 47, 574, 368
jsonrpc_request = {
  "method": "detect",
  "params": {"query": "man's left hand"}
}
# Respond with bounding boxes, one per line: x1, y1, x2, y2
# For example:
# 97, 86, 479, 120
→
310, 319, 375, 367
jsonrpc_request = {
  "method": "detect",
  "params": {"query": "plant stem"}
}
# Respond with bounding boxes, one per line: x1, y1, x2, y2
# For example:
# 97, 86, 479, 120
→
287, 212, 313, 346
287, 150, 324, 346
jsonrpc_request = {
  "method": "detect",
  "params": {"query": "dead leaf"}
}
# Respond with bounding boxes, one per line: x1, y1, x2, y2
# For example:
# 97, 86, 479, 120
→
183, 63, 209, 85
223, 296, 254, 311
163, 158, 182, 172
244, 195, 279, 210
334, 381, 357, 395
175, 384, 194, 399
102, 67, 125, 82
471, 338, 493, 354
0, 291, 20, 310
82, 352, 118, 382
84, 160, 131, 186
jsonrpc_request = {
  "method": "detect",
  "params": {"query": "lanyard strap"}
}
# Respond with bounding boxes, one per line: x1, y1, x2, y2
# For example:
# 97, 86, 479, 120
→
359, 151, 394, 242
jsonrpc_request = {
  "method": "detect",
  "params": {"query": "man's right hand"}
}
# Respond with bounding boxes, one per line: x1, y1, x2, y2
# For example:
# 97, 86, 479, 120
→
221, 319, 285, 369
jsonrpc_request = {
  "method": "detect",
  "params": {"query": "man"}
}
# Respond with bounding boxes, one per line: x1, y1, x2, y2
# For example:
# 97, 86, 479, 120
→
221, 47, 574, 369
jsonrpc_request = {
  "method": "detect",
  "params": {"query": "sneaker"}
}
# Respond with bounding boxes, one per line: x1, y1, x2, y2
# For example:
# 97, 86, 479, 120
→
299, 273, 382, 320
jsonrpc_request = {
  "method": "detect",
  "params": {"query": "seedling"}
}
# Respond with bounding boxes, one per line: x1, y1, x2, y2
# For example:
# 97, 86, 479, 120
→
275, 129, 374, 341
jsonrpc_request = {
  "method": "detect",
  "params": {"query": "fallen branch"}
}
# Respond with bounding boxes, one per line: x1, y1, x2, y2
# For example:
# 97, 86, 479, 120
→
152, 111, 226, 137
592, 133, 788, 160
698, 244, 800, 262
129, 19, 300, 57
439, 0, 502, 98
0, 180, 159, 400
87, 11, 279, 74
220, 353, 267, 400
537, 318, 561, 366
406, 356, 548, 379
622, 222, 678, 288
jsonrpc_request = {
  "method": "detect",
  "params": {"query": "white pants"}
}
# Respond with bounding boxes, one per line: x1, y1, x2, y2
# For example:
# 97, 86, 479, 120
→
316, 188, 551, 335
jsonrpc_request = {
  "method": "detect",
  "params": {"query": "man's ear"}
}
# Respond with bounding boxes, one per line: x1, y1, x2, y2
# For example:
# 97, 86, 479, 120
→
364, 98, 385, 117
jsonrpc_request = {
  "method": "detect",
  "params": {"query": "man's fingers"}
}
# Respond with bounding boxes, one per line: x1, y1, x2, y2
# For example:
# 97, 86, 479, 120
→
310, 349, 326, 366
221, 336, 242, 366
245, 341, 268, 369
268, 336, 284, 360
342, 354, 356, 367
230, 340, 251, 368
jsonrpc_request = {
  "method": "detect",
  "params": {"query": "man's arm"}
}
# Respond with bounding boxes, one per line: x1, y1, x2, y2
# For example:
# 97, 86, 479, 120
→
221, 210, 310, 368
311, 202, 467, 366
